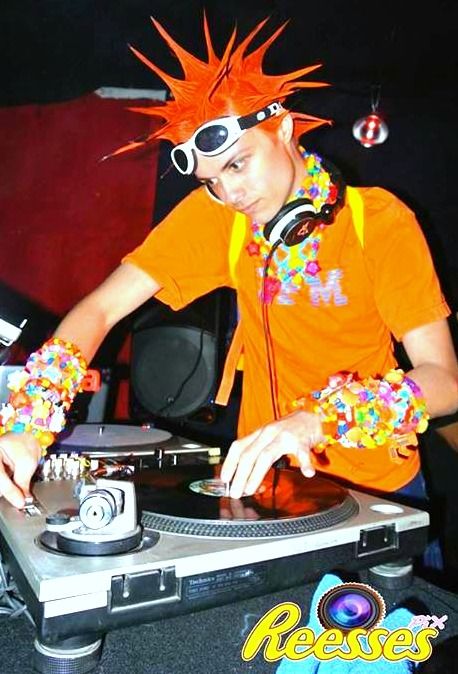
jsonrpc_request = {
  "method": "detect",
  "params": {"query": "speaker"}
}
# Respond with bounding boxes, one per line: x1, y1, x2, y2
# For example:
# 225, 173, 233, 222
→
131, 325, 217, 419
130, 288, 236, 426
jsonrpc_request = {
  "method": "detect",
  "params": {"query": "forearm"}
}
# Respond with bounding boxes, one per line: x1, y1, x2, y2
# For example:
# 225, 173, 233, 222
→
53, 296, 113, 364
402, 318, 458, 420
1, 263, 160, 449
54, 261, 161, 363
407, 362, 458, 419
0, 263, 160, 506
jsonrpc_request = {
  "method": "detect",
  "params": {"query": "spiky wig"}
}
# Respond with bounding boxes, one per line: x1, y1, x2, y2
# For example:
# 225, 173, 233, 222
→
113, 15, 330, 156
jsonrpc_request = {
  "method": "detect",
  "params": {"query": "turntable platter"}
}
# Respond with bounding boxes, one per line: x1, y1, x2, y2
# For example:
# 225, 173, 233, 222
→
57, 423, 172, 448
138, 466, 359, 538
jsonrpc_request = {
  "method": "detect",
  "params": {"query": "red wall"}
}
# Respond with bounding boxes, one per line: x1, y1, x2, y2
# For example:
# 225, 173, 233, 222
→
0, 92, 160, 313
0, 92, 162, 418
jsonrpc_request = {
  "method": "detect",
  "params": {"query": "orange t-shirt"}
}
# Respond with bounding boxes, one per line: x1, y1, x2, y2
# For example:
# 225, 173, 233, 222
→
123, 185, 450, 491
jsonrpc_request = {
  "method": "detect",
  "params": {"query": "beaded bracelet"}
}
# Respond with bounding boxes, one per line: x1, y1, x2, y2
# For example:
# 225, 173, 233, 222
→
0, 338, 87, 453
289, 369, 429, 454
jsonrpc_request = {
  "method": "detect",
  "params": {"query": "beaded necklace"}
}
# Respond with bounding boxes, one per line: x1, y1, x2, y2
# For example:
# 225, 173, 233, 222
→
246, 149, 339, 304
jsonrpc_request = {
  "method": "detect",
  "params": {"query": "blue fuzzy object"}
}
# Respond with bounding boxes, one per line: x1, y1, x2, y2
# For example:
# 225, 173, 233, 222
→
276, 573, 417, 674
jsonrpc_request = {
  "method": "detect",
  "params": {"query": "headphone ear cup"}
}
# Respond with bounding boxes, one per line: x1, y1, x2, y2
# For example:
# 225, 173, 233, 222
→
263, 199, 319, 246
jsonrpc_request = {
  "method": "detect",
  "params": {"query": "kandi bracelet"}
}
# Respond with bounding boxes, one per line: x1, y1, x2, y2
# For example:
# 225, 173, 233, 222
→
0, 338, 87, 453
289, 369, 429, 453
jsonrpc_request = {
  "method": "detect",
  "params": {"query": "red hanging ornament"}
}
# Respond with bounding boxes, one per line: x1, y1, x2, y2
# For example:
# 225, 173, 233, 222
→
353, 113, 389, 147
352, 85, 389, 148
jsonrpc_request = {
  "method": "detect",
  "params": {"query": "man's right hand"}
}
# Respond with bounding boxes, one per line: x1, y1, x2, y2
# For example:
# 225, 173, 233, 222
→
0, 432, 41, 508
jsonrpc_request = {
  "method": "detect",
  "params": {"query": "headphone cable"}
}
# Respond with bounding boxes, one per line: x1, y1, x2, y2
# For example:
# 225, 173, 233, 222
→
261, 241, 282, 421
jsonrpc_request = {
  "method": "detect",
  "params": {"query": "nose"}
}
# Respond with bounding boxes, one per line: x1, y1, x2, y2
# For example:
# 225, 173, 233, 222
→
219, 175, 246, 209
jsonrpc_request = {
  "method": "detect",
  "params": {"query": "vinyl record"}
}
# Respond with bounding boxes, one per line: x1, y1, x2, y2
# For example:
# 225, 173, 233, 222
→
136, 466, 357, 537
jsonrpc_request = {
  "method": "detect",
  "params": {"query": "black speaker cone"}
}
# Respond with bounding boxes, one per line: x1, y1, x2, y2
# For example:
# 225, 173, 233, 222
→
131, 325, 217, 419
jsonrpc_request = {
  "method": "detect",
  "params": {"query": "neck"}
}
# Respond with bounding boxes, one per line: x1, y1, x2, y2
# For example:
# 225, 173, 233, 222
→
289, 141, 309, 195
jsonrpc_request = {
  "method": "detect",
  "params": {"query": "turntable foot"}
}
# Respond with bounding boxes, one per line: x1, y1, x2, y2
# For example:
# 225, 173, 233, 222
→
33, 635, 103, 674
366, 557, 414, 590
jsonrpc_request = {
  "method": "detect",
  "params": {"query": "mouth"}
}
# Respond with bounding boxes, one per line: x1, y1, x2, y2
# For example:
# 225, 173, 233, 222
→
240, 201, 259, 216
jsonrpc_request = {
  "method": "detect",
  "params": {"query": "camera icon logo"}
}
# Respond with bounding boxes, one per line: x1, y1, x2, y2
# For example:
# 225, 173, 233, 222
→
317, 582, 386, 633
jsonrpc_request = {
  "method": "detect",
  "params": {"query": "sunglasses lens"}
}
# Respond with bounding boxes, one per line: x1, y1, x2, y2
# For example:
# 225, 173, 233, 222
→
195, 125, 229, 153
172, 148, 190, 174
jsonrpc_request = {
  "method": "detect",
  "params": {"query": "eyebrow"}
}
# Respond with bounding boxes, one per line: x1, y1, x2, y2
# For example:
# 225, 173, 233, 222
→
194, 148, 242, 182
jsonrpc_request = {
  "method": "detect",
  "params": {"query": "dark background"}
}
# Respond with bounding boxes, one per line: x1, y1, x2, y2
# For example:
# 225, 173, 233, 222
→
1, 0, 458, 306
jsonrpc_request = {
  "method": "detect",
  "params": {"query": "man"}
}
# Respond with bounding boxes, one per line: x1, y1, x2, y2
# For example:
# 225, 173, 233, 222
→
0, 17, 457, 509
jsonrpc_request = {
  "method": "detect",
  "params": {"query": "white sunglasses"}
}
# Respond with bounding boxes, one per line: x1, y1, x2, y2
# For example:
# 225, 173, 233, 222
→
170, 101, 284, 175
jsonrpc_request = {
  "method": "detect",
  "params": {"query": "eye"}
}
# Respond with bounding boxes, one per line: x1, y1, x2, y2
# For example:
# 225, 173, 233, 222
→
229, 157, 246, 172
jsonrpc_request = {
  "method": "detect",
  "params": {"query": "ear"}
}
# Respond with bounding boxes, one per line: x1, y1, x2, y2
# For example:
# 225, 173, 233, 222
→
277, 113, 294, 144
204, 184, 224, 205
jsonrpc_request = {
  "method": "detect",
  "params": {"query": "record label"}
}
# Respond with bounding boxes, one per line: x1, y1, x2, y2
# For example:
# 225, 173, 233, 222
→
189, 479, 229, 497
189, 479, 266, 498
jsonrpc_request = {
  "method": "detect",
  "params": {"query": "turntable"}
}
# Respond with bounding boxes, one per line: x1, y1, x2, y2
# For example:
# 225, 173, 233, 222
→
0, 424, 429, 673
54, 422, 221, 461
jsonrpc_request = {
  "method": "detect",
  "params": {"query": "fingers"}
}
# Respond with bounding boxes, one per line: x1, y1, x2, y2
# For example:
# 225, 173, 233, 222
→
0, 434, 41, 508
0, 463, 27, 508
220, 428, 262, 485
297, 446, 316, 478
238, 432, 316, 497
13, 452, 40, 498
220, 412, 321, 500
224, 426, 284, 499
242, 440, 284, 497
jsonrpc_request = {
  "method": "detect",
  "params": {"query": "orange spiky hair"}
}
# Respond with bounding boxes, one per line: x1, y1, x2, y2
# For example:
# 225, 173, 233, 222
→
112, 15, 330, 156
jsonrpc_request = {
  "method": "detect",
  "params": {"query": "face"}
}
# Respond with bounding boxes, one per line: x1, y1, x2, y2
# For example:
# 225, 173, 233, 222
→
193, 119, 304, 225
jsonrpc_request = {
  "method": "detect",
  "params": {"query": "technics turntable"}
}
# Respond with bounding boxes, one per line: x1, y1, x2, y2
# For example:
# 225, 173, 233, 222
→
54, 422, 221, 459
0, 425, 429, 673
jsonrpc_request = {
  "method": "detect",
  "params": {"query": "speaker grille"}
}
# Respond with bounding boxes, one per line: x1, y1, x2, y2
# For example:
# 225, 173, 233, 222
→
131, 325, 217, 419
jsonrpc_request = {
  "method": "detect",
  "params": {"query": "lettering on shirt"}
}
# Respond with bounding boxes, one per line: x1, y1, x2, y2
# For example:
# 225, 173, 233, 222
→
307, 269, 348, 307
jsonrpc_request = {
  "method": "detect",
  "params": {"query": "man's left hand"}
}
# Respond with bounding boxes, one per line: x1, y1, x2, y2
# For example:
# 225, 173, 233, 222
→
220, 410, 324, 499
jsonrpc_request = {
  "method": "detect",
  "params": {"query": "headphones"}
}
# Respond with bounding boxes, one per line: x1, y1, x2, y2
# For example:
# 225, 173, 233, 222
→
263, 160, 346, 247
